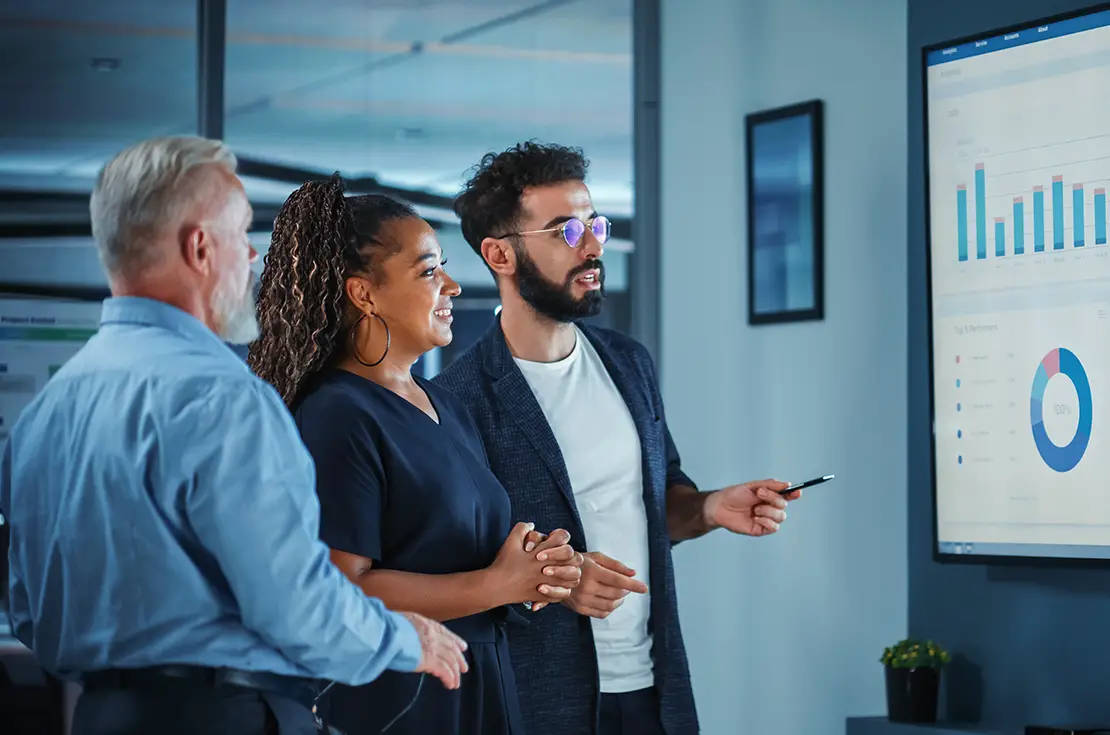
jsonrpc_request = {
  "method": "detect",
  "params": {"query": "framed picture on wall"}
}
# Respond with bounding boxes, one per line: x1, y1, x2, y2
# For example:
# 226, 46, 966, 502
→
745, 99, 825, 325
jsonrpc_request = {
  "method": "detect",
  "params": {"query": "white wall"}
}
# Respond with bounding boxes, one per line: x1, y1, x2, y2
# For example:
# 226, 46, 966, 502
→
659, 1, 908, 733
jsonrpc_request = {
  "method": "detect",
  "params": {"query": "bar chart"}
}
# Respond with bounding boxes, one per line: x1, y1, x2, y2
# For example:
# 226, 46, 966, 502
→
926, 28, 1110, 297
951, 163, 1110, 264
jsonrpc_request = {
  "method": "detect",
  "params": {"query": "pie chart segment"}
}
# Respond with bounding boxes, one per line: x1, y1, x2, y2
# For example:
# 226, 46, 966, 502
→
1030, 347, 1092, 473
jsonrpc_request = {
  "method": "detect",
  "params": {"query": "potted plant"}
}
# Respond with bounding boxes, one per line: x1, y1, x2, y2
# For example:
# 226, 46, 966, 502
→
880, 638, 950, 723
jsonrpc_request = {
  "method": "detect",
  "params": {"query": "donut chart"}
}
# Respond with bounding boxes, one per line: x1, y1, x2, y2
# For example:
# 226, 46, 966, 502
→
1030, 347, 1093, 472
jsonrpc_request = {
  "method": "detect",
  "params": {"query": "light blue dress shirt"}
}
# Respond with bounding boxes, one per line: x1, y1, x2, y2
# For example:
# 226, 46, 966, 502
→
0, 296, 422, 683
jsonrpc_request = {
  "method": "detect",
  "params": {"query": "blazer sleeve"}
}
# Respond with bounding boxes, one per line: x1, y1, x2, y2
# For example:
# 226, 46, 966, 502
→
640, 345, 699, 491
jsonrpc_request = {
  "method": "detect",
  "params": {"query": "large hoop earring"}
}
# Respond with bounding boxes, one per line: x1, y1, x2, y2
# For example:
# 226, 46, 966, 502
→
350, 313, 390, 368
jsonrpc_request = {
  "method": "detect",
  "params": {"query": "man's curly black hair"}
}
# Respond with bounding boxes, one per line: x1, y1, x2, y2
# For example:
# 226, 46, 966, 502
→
454, 141, 589, 259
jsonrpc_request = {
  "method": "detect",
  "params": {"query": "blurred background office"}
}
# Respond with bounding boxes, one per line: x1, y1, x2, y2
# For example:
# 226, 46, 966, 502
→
0, 0, 638, 370
0, 1, 639, 731
4, 0, 1110, 734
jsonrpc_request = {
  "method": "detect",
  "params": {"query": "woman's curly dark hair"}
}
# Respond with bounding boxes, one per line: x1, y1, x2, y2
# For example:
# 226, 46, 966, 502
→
454, 141, 588, 258
247, 176, 416, 408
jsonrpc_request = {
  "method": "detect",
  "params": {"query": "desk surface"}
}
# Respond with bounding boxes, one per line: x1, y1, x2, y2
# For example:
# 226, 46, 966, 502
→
0, 621, 48, 688
846, 717, 1022, 735
0, 618, 29, 655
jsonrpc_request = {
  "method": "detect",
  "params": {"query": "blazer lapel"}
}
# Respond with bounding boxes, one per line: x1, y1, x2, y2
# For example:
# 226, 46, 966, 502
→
482, 324, 585, 533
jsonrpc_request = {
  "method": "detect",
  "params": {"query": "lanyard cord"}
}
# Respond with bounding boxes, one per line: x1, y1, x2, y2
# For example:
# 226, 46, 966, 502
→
312, 673, 426, 734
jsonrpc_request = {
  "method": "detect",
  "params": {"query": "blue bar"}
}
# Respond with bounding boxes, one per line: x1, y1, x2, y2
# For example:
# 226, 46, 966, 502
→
1034, 187, 1045, 252
1053, 177, 1065, 249
957, 186, 968, 262
1097, 189, 1106, 245
976, 164, 986, 259
1013, 198, 1024, 255
995, 219, 1005, 257
1030, 187, 1038, 253
926, 9, 1110, 66
1074, 184, 1085, 247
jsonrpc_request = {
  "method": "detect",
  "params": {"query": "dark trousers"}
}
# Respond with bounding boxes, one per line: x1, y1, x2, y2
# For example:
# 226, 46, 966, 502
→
598, 687, 667, 735
71, 676, 318, 735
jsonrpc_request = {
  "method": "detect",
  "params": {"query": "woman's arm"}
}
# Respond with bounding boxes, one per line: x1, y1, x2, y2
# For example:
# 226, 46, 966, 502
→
330, 550, 505, 622
329, 523, 583, 623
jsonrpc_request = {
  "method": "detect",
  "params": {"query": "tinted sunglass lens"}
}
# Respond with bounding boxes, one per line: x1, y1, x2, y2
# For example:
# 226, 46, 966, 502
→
563, 218, 586, 247
592, 216, 611, 244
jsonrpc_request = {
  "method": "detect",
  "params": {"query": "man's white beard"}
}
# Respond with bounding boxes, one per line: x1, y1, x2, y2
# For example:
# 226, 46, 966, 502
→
213, 274, 259, 345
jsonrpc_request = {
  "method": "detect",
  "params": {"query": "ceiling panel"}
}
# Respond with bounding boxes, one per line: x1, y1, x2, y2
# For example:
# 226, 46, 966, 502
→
0, 0, 197, 177
227, 0, 527, 47
0, 0, 196, 26
0, 0, 633, 212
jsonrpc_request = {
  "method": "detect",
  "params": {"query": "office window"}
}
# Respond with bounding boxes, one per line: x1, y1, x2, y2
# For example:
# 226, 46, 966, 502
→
224, 1, 635, 374
0, 2, 198, 204
0, 1, 638, 359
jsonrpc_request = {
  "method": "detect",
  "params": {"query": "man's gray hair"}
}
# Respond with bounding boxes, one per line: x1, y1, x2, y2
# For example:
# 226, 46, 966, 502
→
90, 136, 238, 278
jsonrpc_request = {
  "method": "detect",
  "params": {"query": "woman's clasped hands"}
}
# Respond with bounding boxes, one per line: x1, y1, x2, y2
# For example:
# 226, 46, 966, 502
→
486, 522, 583, 611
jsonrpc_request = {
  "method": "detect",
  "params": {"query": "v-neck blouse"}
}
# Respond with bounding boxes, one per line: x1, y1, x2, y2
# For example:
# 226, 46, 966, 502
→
293, 368, 513, 576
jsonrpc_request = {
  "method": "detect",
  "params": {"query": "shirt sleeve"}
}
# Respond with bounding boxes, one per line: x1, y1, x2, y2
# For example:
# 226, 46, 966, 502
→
180, 379, 422, 685
296, 397, 385, 563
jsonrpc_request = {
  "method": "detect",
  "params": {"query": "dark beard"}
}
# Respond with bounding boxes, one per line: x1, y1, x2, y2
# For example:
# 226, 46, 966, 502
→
514, 246, 605, 323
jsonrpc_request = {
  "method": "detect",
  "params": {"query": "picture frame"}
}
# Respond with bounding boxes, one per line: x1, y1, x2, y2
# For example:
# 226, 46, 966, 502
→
745, 99, 825, 325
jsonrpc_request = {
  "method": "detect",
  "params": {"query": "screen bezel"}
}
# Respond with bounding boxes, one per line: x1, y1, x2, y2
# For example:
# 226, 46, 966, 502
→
922, 2, 1110, 567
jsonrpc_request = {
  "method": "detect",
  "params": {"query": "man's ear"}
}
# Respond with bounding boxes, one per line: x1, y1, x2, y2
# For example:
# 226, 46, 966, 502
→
344, 275, 376, 315
481, 237, 516, 278
180, 225, 211, 276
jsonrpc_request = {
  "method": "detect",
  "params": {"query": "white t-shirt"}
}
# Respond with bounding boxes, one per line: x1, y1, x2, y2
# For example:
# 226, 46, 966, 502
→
513, 326, 654, 694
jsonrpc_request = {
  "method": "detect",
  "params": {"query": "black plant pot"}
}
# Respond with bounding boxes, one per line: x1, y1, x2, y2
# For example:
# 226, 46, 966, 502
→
885, 665, 940, 723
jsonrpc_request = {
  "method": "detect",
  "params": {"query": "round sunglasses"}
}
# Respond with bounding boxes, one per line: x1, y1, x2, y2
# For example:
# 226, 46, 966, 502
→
504, 215, 611, 248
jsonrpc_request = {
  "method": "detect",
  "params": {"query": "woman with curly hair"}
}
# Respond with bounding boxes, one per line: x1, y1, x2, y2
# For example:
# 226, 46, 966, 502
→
247, 178, 582, 735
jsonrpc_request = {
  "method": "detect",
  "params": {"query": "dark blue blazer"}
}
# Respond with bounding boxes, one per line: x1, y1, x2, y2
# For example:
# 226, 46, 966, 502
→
434, 321, 699, 735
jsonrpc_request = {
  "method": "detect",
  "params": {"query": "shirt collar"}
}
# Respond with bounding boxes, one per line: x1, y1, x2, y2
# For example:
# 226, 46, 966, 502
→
99, 296, 238, 357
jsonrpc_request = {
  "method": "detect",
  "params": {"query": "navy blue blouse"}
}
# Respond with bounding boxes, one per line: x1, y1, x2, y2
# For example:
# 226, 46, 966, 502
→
295, 369, 513, 577
293, 368, 525, 735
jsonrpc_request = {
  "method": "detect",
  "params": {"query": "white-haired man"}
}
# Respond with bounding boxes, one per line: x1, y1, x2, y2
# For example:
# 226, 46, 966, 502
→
0, 137, 468, 735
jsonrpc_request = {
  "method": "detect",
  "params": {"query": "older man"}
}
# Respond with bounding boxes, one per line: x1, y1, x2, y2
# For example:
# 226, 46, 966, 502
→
0, 136, 467, 735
